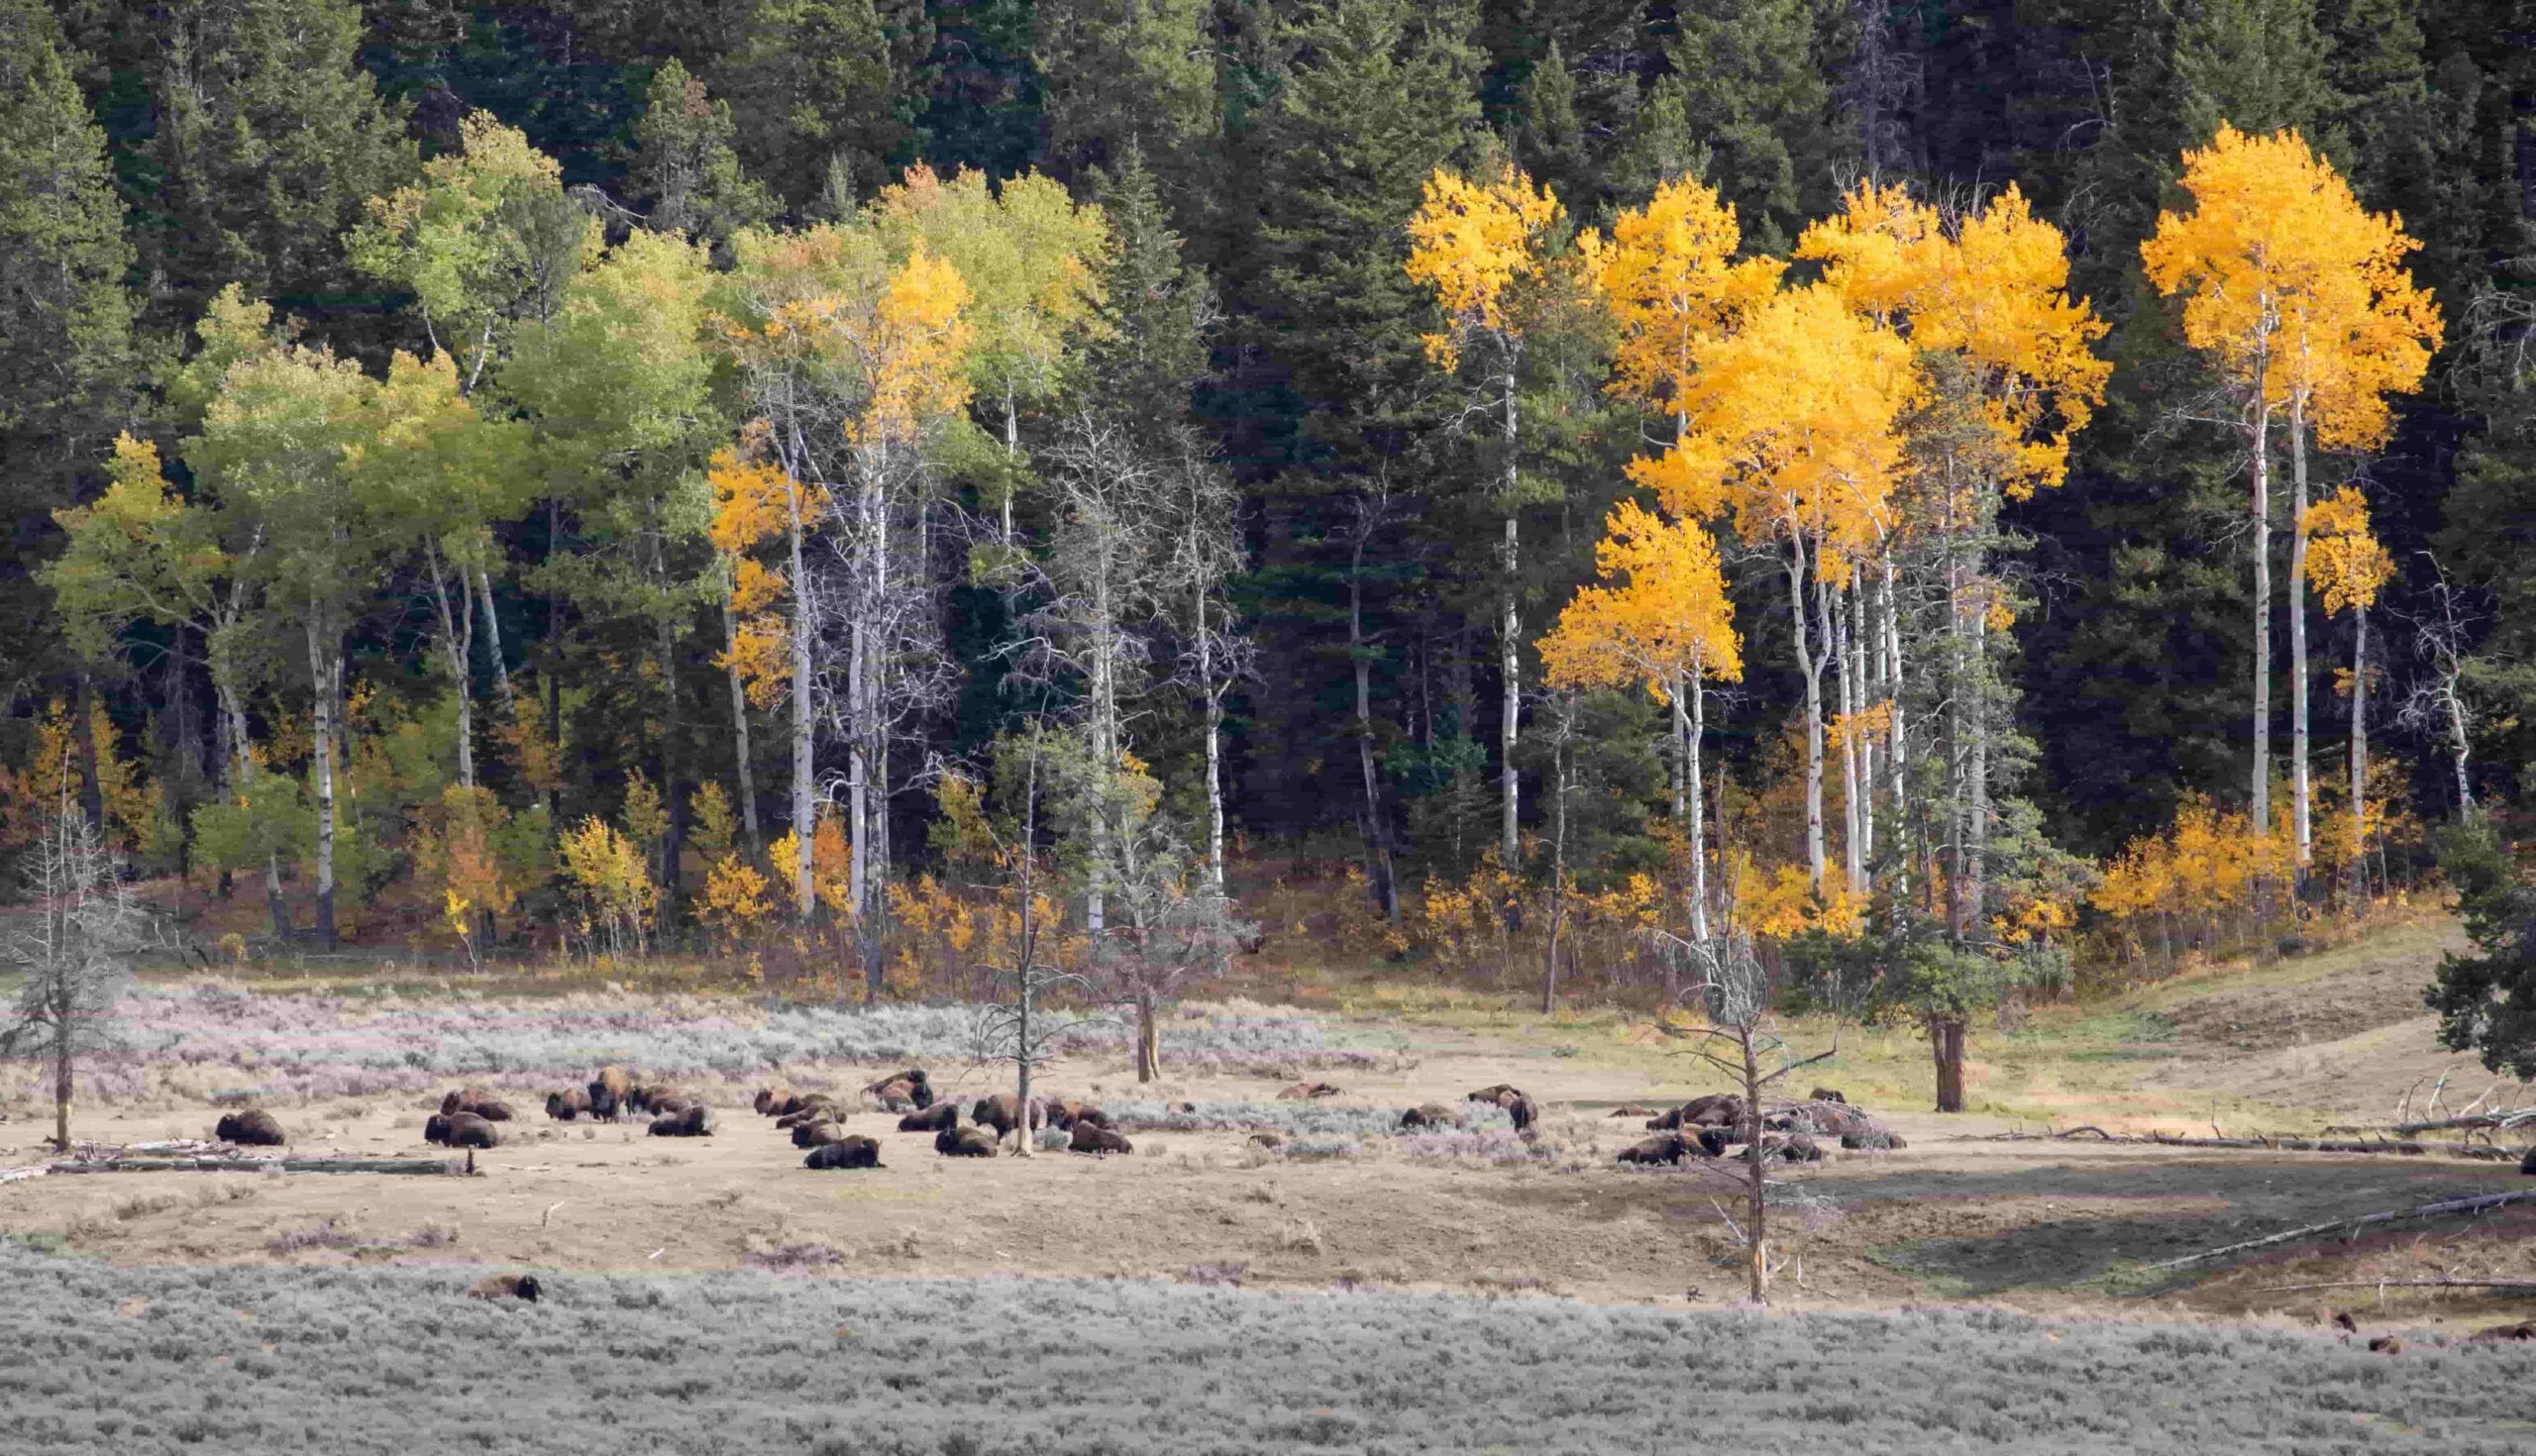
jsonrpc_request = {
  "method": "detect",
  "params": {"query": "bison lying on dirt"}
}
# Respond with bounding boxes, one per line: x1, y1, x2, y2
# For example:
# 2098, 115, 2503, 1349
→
467, 1274, 541, 1302
545, 1088, 592, 1120
647, 1104, 714, 1137
1276, 1082, 1342, 1100
805, 1136, 883, 1171
439, 1088, 513, 1121
776, 1096, 842, 1129
1400, 1103, 1459, 1130
1069, 1123, 1134, 1156
1618, 1134, 1691, 1166
214, 1110, 285, 1146
865, 1069, 934, 1110
1647, 1094, 1744, 1131
936, 1126, 998, 1158
424, 1111, 500, 1148
898, 1102, 959, 1133
792, 1119, 853, 1149
971, 1093, 1043, 1138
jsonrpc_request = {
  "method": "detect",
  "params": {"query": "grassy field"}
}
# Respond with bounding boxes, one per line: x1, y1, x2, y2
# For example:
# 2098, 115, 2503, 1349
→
6, 1241, 2531, 1456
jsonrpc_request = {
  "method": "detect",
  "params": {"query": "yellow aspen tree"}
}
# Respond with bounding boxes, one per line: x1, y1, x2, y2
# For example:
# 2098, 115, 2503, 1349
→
1803, 180, 2106, 929
2303, 486, 2396, 901
1538, 499, 1742, 936
1655, 282, 1920, 891
1406, 158, 1564, 870
2274, 159, 2440, 876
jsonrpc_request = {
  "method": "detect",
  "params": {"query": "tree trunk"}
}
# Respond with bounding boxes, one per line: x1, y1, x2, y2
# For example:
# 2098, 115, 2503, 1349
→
473, 561, 514, 720
721, 592, 762, 856
2445, 674, 2474, 819
1833, 573, 1861, 892
426, 544, 476, 790
1678, 675, 1711, 943
306, 616, 340, 951
1542, 721, 1567, 1016
2250, 359, 2273, 835
1883, 560, 1907, 901
788, 480, 815, 920
1500, 363, 1522, 869
1135, 990, 1158, 1083
1931, 1015, 1965, 1113
1787, 539, 1827, 891
1349, 544, 1396, 923
53, 1016, 72, 1152
2349, 607, 2369, 904
1741, 1024, 1767, 1303
72, 673, 105, 832
2289, 393, 2311, 876
1966, 607, 1990, 939
656, 614, 686, 905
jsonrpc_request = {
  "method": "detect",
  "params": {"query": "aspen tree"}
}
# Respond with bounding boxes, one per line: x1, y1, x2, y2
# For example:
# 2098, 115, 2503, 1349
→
2303, 486, 2395, 900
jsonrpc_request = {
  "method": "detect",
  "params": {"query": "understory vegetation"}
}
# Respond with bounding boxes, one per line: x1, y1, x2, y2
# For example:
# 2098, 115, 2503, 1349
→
3, 1243, 2528, 1455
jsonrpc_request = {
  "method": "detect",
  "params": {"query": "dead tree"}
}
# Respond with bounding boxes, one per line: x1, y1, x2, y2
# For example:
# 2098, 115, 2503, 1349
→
2, 813, 146, 1152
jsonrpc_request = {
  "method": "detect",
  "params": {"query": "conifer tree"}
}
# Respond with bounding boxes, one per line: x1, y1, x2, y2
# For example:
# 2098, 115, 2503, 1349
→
2173, 0, 2334, 142
1033, 0, 1217, 195
1662, 0, 1845, 255
631, 59, 777, 251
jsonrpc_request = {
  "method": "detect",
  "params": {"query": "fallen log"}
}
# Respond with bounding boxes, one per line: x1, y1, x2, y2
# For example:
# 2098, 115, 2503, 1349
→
2247, 1279, 2536, 1295
2322, 1111, 2536, 1137
2146, 1189, 2536, 1274
1973, 1127, 2522, 1159
43, 1157, 463, 1177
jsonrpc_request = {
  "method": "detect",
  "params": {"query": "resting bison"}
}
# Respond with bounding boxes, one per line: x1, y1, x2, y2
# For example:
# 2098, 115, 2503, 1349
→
1606, 1105, 1661, 1118
754, 1087, 801, 1117
545, 1088, 592, 1121
439, 1087, 513, 1121
2466, 1321, 2536, 1343
1043, 1098, 1111, 1131
647, 1104, 714, 1137
1069, 1123, 1133, 1156
1618, 1134, 1690, 1166
935, 1125, 997, 1158
1648, 1094, 1745, 1131
1400, 1103, 1458, 1130
587, 1067, 633, 1119
425, 1111, 501, 1149
793, 1119, 853, 1149
898, 1102, 959, 1133
1694, 1127, 1732, 1158
1760, 1134, 1824, 1163
1247, 1131, 1283, 1151
805, 1136, 883, 1171
1840, 1129, 1906, 1151
777, 1096, 842, 1130
631, 1087, 690, 1116
970, 1093, 1043, 1139
1809, 1087, 1848, 1105
864, 1070, 933, 1110
466, 1274, 542, 1302
1276, 1082, 1342, 1100
213, 1110, 285, 1146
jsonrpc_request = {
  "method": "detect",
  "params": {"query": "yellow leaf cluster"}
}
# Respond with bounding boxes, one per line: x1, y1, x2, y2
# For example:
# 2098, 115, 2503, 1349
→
1404, 160, 1564, 371
2090, 793, 2294, 925
1581, 176, 1785, 418
2142, 125, 2441, 449
700, 853, 775, 943
560, 815, 657, 954
1539, 499, 1742, 695
771, 813, 854, 917
855, 248, 976, 444
1731, 859, 1865, 940
2301, 486, 2395, 618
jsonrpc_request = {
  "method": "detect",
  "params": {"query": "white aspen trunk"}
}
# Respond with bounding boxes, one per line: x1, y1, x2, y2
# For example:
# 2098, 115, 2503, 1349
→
426, 543, 475, 791
306, 613, 340, 950
2250, 350, 2273, 835
2445, 676, 2475, 818
1833, 572, 1861, 893
1687, 668, 1709, 943
473, 560, 514, 720
1882, 560, 1906, 898
1350, 555, 1396, 924
2289, 390, 2311, 872
788, 477, 815, 920
1967, 603, 1991, 937
1944, 476, 1969, 939
1787, 537, 1827, 891
1850, 565, 1874, 873
1500, 357, 1524, 870
2350, 606, 2369, 897
720, 589, 761, 855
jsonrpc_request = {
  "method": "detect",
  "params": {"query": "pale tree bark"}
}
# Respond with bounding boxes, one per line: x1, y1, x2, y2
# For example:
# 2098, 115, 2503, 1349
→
2289, 390, 2312, 874
786, 465, 816, 921
1832, 573, 1862, 892
1882, 560, 1907, 899
720, 590, 762, 856
304, 611, 343, 950
1500, 359, 1523, 870
423, 540, 476, 790
472, 560, 514, 720
1850, 566, 1874, 872
2348, 605, 2370, 902
2249, 349, 2274, 835
1787, 536, 1828, 891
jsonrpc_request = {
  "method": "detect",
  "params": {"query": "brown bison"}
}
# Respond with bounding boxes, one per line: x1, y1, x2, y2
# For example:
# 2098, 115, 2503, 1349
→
1840, 1129, 1906, 1152
439, 1087, 512, 1121
647, 1104, 713, 1137
1069, 1123, 1134, 1157
587, 1067, 633, 1119
425, 1111, 501, 1149
754, 1087, 801, 1117
1043, 1097, 1111, 1131
214, 1109, 285, 1146
1648, 1094, 1745, 1131
1276, 1082, 1342, 1100
865, 1069, 934, 1110
1466, 1085, 1538, 1131
805, 1136, 883, 1170
466, 1274, 542, 1302
545, 1088, 592, 1121
1619, 1134, 1691, 1166
1809, 1087, 1849, 1105
1760, 1134, 1824, 1163
1399, 1103, 1459, 1130
1247, 1131, 1283, 1151
1693, 1127, 1732, 1158
632, 1087, 689, 1116
970, 1093, 1043, 1139
1605, 1105, 1661, 1118
898, 1102, 959, 1133
935, 1126, 997, 1158
2466, 1321, 2536, 1343
776, 1096, 841, 1130
792, 1119, 852, 1149
2369, 1336, 2403, 1355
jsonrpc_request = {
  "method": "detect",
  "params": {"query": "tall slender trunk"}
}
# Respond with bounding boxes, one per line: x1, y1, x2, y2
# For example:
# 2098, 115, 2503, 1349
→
306, 614, 340, 951
72, 673, 104, 832
543, 498, 564, 834
1541, 709, 1568, 1015
655, 612, 686, 905
1788, 537, 1827, 891
1500, 363, 1522, 868
426, 543, 476, 790
473, 560, 514, 719
217, 681, 288, 935
1850, 566, 1874, 874
1740, 1025, 1767, 1303
2289, 392, 2311, 874
1883, 560, 1907, 899
1350, 539, 1395, 923
2349, 606, 2370, 901
1931, 1014, 1965, 1112
1832, 572, 1861, 892
1966, 606, 1990, 937
1683, 671, 1709, 942
787, 468, 816, 920
2444, 676, 2474, 819
2250, 354, 2273, 834
720, 590, 762, 856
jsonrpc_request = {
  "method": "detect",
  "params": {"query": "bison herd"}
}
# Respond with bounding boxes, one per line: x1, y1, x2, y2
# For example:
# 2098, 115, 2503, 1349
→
1616, 1089, 1904, 1168
757, 1075, 1137, 1170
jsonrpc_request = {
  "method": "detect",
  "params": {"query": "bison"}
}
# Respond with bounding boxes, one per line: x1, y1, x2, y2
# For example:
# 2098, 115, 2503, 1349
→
865, 1069, 933, 1110
805, 1136, 883, 1171
1606, 1105, 1661, 1118
587, 1066, 633, 1120
970, 1093, 1042, 1139
1809, 1087, 1848, 1105
754, 1087, 801, 1117
1647, 1094, 1745, 1131
1840, 1129, 1905, 1151
1276, 1082, 1342, 1100
1400, 1103, 1459, 1130
466, 1274, 542, 1302
631, 1086, 689, 1116
792, 1119, 852, 1149
1043, 1098, 1110, 1131
439, 1087, 513, 1121
1694, 1127, 1732, 1158
1069, 1123, 1134, 1157
1466, 1085, 1538, 1132
1760, 1134, 1824, 1163
213, 1109, 285, 1147
777, 1096, 842, 1130
935, 1125, 997, 1158
647, 1104, 714, 1137
1618, 1134, 1691, 1166
545, 1088, 592, 1121
425, 1110, 501, 1149
898, 1102, 959, 1133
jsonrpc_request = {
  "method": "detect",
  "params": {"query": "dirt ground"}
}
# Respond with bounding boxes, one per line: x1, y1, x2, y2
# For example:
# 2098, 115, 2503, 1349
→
5, 913, 2533, 1338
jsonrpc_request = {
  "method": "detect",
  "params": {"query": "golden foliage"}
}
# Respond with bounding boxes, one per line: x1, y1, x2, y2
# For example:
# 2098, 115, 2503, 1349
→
1581, 176, 1784, 416
0, 699, 151, 852
1539, 499, 1742, 696
700, 853, 775, 945
771, 813, 853, 917
2302, 486, 2395, 618
560, 816, 657, 956
2090, 793, 2294, 928
1404, 159, 1564, 371
690, 780, 740, 865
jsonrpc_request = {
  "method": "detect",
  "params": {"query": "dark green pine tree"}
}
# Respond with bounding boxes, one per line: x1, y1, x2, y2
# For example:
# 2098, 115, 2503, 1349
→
1033, 0, 1217, 200
631, 58, 776, 250
1084, 144, 1212, 435
1512, 41, 1589, 212
714, 0, 934, 210
0, 0, 142, 692
140, 0, 413, 332
2173, 0, 2334, 142
1660, 0, 1849, 257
